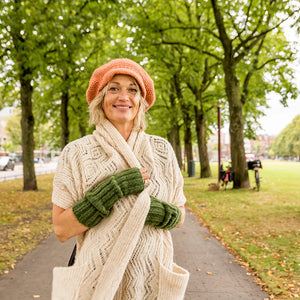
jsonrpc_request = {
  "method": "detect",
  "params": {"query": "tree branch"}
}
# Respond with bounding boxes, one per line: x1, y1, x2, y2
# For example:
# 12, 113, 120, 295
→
234, 8, 300, 61
256, 54, 293, 70
210, 0, 231, 52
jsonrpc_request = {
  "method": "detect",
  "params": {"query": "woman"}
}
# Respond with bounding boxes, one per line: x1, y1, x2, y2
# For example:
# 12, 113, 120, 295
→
51, 58, 189, 300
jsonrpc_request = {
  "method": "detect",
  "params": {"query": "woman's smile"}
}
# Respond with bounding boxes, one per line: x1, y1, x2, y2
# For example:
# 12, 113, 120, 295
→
112, 104, 133, 109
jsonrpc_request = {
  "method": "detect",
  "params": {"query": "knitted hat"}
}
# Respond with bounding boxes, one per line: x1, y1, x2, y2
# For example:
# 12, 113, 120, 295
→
86, 58, 155, 110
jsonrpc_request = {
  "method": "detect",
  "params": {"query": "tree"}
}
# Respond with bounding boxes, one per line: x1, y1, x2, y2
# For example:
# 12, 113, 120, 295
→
146, 55, 185, 169
272, 115, 300, 158
185, 57, 220, 178
0, 0, 53, 190
209, 0, 299, 188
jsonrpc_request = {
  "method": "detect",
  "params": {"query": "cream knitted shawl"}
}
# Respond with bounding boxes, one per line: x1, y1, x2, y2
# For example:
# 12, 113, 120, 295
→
51, 119, 189, 300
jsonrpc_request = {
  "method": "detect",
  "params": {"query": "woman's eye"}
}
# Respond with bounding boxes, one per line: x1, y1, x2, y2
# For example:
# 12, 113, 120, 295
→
109, 87, 118, 92
129, 88, 138, 93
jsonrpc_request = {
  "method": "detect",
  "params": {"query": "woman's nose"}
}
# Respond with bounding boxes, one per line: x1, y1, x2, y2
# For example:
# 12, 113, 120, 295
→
118, 89, 130, 100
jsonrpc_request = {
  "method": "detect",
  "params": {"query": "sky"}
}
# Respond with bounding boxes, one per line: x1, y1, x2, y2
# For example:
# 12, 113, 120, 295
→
254, 18, 300, 137
258, 93, 300, 136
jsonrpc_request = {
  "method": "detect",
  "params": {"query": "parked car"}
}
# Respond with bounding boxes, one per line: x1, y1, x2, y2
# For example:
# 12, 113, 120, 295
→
0, 156, 15, 171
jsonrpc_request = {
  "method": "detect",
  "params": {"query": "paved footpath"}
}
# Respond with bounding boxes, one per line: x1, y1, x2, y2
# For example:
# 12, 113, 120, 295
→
0, 209, 270, 300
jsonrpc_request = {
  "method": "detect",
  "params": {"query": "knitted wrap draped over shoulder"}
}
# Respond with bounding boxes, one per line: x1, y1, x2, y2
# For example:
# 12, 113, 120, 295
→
51, 119, 189, 300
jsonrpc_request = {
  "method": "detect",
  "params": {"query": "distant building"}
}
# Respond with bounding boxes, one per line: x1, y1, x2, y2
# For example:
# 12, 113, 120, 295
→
208, 131, 276, 161
208, 131, 231, 161
245, 134, 276, 158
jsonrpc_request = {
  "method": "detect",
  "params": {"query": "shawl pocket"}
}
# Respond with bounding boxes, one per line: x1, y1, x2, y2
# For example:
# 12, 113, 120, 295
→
52, 264, 90, 300
157, 261, 189, 300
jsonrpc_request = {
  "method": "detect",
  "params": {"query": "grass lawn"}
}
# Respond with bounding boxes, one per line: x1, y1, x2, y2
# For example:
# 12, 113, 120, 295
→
183, 160, 299, 299
0, 161, 299, 299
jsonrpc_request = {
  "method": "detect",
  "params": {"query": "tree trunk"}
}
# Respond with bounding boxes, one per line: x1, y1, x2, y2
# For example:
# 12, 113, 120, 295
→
168, 79, 183, 169
11, 6, 37, 191
224, 63, 250, 188
20, 76, 37, 191
167, 124, 182, 169
60, 87, 70, 150
194, 105, 212, 178
183, 111, 193, 176
211, 0, 250, 189
184, 123, 193, 164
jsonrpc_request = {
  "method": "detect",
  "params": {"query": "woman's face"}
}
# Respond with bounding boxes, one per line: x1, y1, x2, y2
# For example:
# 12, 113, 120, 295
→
103, 74, 140, 129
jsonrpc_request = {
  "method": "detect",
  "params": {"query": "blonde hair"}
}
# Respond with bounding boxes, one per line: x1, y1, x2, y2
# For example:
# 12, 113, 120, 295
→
89, 83, 148, 131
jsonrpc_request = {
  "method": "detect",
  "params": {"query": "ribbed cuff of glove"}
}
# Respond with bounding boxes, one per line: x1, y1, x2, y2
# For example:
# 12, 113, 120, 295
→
72, 198, 102, 228
72, 168, 145, 228
87, 167, 144, 214
113, 167, 145, 196
145, 196, 182, 230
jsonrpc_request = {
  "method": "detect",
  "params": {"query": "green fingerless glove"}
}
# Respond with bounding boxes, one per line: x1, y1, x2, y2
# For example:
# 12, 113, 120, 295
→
72, 167, 145, 228
87, 167, 144, 214
113, 167, 145, 197
72, 197, 102, 228
145, 196, 182, 230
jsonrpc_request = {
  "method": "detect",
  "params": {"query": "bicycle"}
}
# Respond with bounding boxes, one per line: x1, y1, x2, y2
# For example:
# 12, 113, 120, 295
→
219, 162, 234, 190
247, 159, 263, 191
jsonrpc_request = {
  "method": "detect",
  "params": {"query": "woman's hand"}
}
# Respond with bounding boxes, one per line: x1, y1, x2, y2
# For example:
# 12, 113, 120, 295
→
140, 167, 150, 187
140, 167, 150, 180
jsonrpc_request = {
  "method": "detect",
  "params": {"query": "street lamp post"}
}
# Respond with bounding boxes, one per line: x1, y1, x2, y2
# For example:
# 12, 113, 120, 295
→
218, 102, 221, 182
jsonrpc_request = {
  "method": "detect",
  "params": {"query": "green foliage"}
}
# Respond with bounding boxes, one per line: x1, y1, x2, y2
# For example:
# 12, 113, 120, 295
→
2, 142, 13, 153
272, 114, 300, 157
0, 0, 299, 159
5, 109, 21, 149
37, 1, 120, 147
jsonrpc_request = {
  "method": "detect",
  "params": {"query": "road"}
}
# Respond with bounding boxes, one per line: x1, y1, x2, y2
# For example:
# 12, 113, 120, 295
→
0, 162, 57, 182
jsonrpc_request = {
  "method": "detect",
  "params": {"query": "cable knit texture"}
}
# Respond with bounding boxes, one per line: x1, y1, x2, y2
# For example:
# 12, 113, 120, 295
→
72, 168, 144, 227
51, 119, 189, 300
72, 197, 102, 228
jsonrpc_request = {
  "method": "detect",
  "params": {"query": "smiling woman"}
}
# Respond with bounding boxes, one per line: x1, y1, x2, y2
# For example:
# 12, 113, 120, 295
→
51, 58, 189, 300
